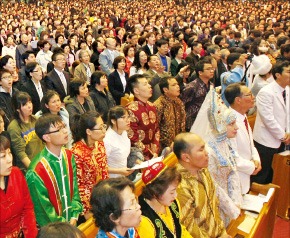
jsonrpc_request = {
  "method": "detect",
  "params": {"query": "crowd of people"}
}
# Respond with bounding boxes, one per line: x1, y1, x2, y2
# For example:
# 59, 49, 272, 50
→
0, 0, 290, 237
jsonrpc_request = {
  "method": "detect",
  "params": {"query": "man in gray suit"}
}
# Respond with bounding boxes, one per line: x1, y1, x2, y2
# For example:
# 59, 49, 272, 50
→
99, 38, 120, 75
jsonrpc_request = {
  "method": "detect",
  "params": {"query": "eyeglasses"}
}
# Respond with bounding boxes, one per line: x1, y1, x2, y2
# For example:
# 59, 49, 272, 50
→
91, 124, 107, 132
32, 68, 42, 72
121, 196, 139, 212
45, 124, 67, 135
1, 75, 12, 80
241, 92, 253, 98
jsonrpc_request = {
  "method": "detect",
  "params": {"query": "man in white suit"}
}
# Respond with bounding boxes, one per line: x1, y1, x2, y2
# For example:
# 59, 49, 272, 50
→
252, 61, 290, 184
99, 38, 120, 75
225, 83, 261, 194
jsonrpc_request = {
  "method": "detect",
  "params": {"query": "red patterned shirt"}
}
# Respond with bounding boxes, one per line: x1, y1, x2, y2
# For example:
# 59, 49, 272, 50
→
71, 140, 109, 213
126, 98, 160, 160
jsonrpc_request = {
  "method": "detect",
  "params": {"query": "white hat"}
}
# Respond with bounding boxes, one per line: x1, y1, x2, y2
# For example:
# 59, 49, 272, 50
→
252, 55, 272, 75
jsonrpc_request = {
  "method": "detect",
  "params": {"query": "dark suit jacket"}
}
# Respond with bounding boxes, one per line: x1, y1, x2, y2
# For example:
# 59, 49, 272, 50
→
22, 79, 47, 114
44, 69, 70, 101
108, 70, 129, 105
142, 44, 158, 56
215, 60, 228, 87
185, 52, 200, 72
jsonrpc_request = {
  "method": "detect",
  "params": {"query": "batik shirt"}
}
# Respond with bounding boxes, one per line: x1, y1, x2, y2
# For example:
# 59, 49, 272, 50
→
154, 95, 186, 149
180, 78, 212, 131
176, 164, 227, 238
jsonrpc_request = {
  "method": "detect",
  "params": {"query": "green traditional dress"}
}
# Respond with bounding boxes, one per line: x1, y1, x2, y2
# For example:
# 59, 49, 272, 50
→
26, 147, 83, 226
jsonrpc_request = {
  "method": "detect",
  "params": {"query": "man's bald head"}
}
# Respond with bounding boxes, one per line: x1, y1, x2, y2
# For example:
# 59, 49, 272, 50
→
173, 132, 202, 160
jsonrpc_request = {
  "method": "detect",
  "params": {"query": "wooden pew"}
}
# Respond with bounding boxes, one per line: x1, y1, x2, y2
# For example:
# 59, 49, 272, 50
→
227, 183, 280, 238
78, 152, 178, 237
272, 152, 290, 220
247, 113, 256, 131
79, 152, 279, 238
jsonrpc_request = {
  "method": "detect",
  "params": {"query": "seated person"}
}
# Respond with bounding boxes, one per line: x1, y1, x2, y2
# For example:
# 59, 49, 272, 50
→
0, 135, 38, 238
26, 114, 83, 226
90, 177, 141, 238
173, 133, 230, 238
138, 162, 192, 237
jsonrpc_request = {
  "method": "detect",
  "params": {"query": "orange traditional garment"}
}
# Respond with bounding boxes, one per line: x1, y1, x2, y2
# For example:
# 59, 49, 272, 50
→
71, 140, 109, 213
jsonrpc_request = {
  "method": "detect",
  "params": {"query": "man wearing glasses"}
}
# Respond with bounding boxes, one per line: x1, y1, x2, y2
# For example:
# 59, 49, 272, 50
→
181, 59, 214, 131
26, 114, 83, 227
44, 52, 71, 102
225, 82, 261, 194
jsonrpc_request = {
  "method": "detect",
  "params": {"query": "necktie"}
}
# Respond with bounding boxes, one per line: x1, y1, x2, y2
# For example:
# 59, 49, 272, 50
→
59, 72, 67, 94
282, 90, 286, 104
244, 117, 249, 135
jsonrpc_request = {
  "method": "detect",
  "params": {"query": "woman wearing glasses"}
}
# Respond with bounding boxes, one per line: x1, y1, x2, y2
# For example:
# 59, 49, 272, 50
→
22, 62, 47, 114
90, 177, 141, 238
138, 162, 192, 238
7, 91, 44, 170
104, 106, 136, 178
71, 111, 109, 223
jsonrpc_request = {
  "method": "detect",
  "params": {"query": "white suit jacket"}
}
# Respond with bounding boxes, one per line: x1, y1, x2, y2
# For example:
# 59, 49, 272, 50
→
253, 81, 290, 149
230, 108, 260, 194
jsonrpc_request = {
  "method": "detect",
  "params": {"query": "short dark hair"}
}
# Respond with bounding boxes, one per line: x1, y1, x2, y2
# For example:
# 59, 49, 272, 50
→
55, 34, 64, 44
37, 40, 50, 49
0, 55, 13, 69
170, 44, 183, 59
224, 82, 244, 105
90, 177, 135, 232
25, 62, 39, 78
0, 69, 12, 80
195, 59, 211, 76
90, 70, 107, 88
128, 74, 146, 94
36, 222, 85, 238
69, 78, 87, 97
190, 41, 201, 51
123, 44, 135, 57
112, 56, 126, 70
21, 50, 35, 62
142, 166, 181, 200
159, 76, 174, 94
35, 114, 63, 142
281, 43, 290, 56
52, 52, 65, 62
156, 39, 169, 48
272, 61, 290, 80
277, 36, 289, 48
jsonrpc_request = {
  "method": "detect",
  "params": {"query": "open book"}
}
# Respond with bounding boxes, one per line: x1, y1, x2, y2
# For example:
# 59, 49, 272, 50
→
130, 156, 163, 170
241, 188, 274, 213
